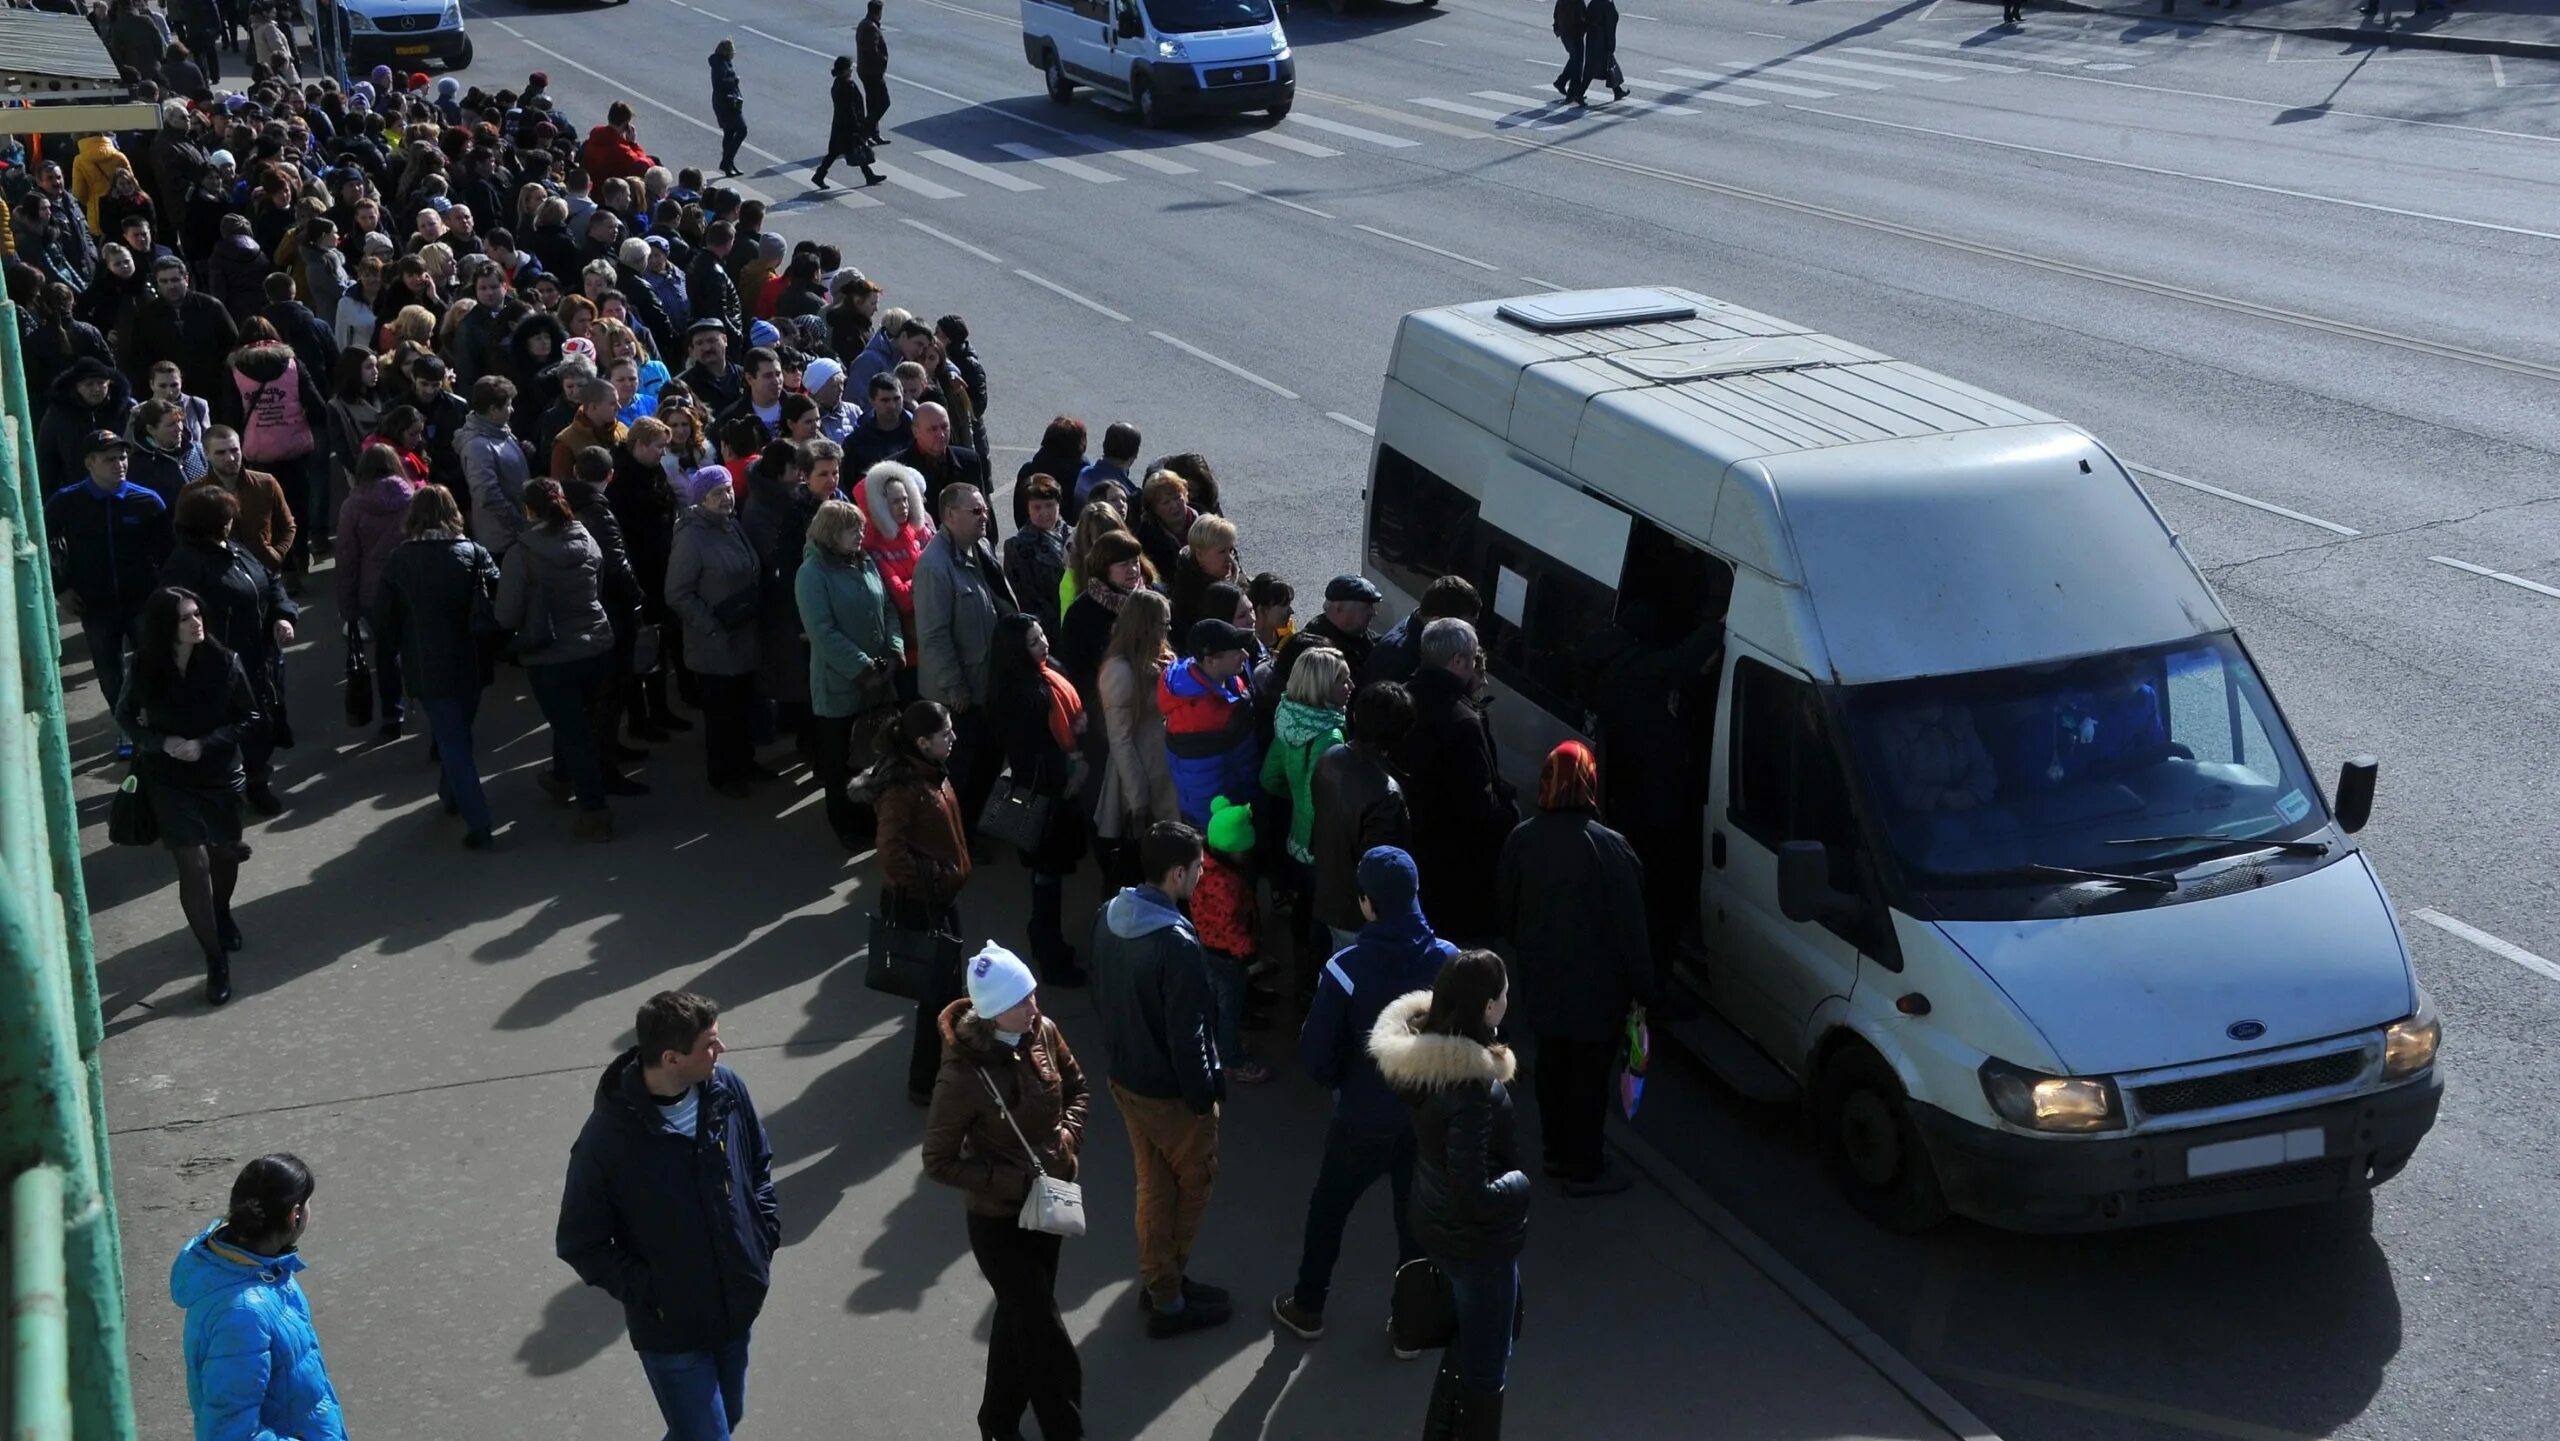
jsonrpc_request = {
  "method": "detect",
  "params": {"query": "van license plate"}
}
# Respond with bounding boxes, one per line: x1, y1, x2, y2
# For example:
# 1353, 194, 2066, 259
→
2183, 1128, 2323, 1179
396, 43, 429, 54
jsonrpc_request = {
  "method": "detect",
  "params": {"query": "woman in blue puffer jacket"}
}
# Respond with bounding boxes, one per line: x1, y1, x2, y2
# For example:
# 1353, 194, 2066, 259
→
170, 1154, 349, 1441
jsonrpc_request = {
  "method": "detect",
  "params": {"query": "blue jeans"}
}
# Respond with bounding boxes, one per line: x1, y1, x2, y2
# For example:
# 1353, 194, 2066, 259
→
527, 654, 610, 810
1441, 1253, 1519, 1390
1292, 1119, 1419, 1314
635, 1332, 751, 1441
1206, 947, 1248, 1068
419, 694, 492, 835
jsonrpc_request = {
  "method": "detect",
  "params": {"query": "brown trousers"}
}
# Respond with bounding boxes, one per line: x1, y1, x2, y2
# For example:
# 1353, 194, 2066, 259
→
1113, 1082, 1219, 1306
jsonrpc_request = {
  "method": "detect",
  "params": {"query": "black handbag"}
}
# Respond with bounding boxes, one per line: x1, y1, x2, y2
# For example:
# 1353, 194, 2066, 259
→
1389, 1257, 1525, 1353
711, 584, 761, 631
864, 898, 964, 1001
108, 770, 158, 847
630, 623, 663, 677
977, 776, 1053, 854
343, 621, 374, 727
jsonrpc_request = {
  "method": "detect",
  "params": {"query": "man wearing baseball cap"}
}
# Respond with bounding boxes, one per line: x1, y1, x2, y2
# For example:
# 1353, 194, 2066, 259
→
44, 431, 172, 734
1272, 573, 1381, 703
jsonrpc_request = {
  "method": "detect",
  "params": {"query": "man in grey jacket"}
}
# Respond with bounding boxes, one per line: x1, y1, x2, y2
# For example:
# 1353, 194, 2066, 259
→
460, 376, 532, 559
911, 481, 1018, 836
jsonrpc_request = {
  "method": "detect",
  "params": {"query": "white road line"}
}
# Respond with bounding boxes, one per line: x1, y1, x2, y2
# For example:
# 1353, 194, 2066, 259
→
1998, 26, 2149, 58
1013, 269, 1131, 321
2126, 464, 2360, 535
1662, 65, 1839, 98
2428, 555, 2560, 600
1214, 179, 1337, 219
1901, 36, 2083, 66
1517, 275, 1568, 290
1149, 331, 1301, 399
1291, 112, 1423, 148
1712, 59, 1892, 90
2413, 908, 2560, 985
765, 167, 888, 210
1784, 53, 1966, 82
1327, 412, 1376, 436
872, 165, 967, 200
914, 148, 1044, 192
1414, 36, 1449, 46
1067, 133, 1197, 173
1745, 29, 1787, 38
1845, 44, 2022, 73
898, 217, 1002, 264
1604, 92, 1719, 114
1614, 75, 1763, 109
1353, 222, 1500, 271
1246, 129, 1343, 158
2058, 72, 2560, 145
1180, 140, 1277, 167
993, 141, 1123, 183
1411, 96, 1563, 125
1798, 107, 2560, 242
1476, 88, 1595, 115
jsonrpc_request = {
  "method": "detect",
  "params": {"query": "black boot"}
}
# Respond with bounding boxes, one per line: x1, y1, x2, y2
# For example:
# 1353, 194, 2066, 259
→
811, 166, 832, 187
1421, 1362, 1464, 1441
1452, 1386, 1504, 1441
863, 166, 888, 186
205, 953, 233, 1007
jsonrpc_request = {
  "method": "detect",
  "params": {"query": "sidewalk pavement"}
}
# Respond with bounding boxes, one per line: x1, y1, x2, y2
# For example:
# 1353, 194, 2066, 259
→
84, 601, 1976, 1440
1991, 0, 2560, 59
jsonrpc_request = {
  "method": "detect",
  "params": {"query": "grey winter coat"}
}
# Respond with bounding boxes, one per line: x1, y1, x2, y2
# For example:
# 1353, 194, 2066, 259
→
666, 506, 762, 676
459, 413, 532, 557
911, 531, 1018, 710
496, 522, 615, 666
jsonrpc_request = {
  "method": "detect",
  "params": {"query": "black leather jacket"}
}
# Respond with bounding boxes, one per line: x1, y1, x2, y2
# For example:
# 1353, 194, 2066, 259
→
1370, 992, 1528, 1263
1309, 740, 1410, 934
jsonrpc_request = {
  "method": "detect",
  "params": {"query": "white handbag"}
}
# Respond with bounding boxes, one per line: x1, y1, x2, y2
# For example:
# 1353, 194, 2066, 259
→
977, 1066, 1087, 1238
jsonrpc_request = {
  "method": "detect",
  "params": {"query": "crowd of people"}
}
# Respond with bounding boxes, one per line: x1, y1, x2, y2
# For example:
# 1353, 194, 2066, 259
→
21, 35, 1689, 1441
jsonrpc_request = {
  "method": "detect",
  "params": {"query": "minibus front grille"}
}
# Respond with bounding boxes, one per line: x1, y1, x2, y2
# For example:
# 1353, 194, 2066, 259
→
376, 12, 440, 30
1203, 64, 1271, 86
2133, 1051, 2365, 1116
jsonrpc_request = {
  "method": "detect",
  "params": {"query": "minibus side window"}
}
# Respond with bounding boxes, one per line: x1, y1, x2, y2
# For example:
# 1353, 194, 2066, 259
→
1474, 528, 1616, 725
1367, 446, 1481, 602
1729, 660, 1860, 887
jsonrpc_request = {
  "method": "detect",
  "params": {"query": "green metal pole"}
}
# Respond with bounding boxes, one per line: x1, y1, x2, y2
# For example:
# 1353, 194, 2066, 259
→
9, 1165, 69, 1441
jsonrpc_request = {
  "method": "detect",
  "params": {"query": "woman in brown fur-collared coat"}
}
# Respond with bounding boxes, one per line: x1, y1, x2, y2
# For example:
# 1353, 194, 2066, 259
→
923, 943, 1089, 1441
865, 699, 974, 1107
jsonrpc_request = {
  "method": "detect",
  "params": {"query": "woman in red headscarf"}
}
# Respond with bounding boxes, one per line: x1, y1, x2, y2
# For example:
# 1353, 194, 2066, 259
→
1492, 739, 1654, 1196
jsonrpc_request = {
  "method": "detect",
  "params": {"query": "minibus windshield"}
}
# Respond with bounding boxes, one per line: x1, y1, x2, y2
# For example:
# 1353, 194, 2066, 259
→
1836, 634, 2328, 889
1143, 0, 1274, 32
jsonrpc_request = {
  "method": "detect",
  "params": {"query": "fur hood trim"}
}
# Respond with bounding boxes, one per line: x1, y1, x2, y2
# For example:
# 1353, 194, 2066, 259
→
1368, 991, 1515, 1090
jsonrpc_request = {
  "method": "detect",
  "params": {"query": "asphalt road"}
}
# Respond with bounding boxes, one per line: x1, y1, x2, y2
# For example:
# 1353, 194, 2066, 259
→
108, 0, 2560, 1437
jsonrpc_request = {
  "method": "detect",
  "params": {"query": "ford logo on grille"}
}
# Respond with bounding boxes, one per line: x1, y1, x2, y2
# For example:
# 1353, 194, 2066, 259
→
2227, 1020, 2266, 1041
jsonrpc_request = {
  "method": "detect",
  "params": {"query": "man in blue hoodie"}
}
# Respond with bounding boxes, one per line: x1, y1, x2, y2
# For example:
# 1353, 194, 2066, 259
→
1090, 820, 1231, 1337
1272, 846, 1457, 1345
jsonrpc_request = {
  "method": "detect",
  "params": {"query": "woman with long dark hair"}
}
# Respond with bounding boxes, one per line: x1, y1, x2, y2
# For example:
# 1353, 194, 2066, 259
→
988, 612, 1089, 984
116, 586, 259, 1004
380, 485, 503, 849
171, 1154, 346, 1440
157, 485, 297, 819
495, 477, 619, 840
1371, 950, 1529, 1438
1093, 588, 1178, 888
863, 699, 973, 1106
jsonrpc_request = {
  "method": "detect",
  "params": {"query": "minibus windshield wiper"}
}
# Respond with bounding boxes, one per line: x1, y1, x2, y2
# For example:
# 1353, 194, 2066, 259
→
2105, 834, 2330, 867
1944, 863, 2177, 893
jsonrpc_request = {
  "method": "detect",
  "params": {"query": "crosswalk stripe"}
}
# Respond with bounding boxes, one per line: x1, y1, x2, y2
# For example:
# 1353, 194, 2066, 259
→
1065, 133, 1198, 174
1244, 129, 1342, 158
1845, 44, 2021, 72
1288, 112, 1422, 148
1710, 59, 1892, 90
1178, 140, 1276, 167
1411, 96, 1568, 126
914, 148, 1045, 193
1899, 37, 2082, 66
778, 166, 890, 210
1470, 90, 1604, 124
874, 165, 964, 200
1598, 91, 1718, 114
1783, 52, 1965, 81
993, 142, 1124, 183
1611, 77, 1760, 109
2004, 23, 2154, 56
1662, 65, 1838, 98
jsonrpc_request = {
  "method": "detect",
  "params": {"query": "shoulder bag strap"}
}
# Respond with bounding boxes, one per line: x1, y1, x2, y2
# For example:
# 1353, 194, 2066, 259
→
973, 1064, 1048, 1178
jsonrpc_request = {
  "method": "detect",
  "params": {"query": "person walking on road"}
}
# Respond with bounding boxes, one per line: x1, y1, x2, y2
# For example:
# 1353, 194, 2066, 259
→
172, 1154, 347, 1441
1090, 820, 1231, 1337
1551, 0, 1587, 100
117, 585, 260, 1006
1272, 845, 1455, 1345
1573, 0, 1626, 103
922, 943, 1092, 1441
710, 40, 750, 178
1495, 740, 1650, 1197
857, 0, 895, 144
814, 56, 890, 189
1373, 949, 1529, 1440
558, 990, 778, 1441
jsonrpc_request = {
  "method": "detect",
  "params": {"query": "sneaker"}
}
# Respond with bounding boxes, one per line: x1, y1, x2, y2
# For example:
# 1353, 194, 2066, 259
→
1182, 1277, 1231, 1310
1146, 1299, 1232, 1339
1271, 1294, 1324, 1340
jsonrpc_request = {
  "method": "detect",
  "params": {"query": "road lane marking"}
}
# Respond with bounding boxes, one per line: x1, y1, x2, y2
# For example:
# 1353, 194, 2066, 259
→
1712, 59, 1892, 90
1783, 53, 1967, 81
1245, 129, 1343, 158
2413, 908, 2560, 984
1354, 223, 1500, 270
1795, 107, 2560, 241
1548, 66, 1759, 107
759, 165, 887, 210
1414, 35, 1448, 45
1517, 275, 1568, 289
993, 141, 1123, 183
1846, 44, 2023, 73
1180, 140, 1277, 167
913, 148, 1044, 192
1013, 270, 1131, 321
1901, 36, 2083, 66
1214, 180, 1337, 219
1411, 96, 1570, 125
1289, 112, 1423, 147
1604, 92, 1721, 114
2058, 72, 2560, 144
897, 218, 1002, 264
2428, 556, 2560, 600
1066, 133, 1197, 173
2126, 464, 2360, 536
871, 165, 966, 200
1663, 65, 1841, 97
1149, 331, 1300, 399
1327, 413, 1376, 436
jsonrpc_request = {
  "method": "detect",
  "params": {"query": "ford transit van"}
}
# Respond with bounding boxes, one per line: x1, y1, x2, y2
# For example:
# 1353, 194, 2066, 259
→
1363, 287, 2442, 1232
1022, 0, 1293, 125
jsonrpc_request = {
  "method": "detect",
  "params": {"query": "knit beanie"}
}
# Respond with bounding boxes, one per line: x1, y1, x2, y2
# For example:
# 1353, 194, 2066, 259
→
965, 942, 1037, 1019
679, 466, 731, 507
1206, 796, 1254, 857
1356, 846, 1420, 913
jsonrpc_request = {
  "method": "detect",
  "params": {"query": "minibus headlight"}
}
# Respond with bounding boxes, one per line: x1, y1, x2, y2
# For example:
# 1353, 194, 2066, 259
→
1156, 37, 1187, 58
1979, 1058, 2123, 1133
347, 10, 376, 30
2382, 1010, 2440, 1081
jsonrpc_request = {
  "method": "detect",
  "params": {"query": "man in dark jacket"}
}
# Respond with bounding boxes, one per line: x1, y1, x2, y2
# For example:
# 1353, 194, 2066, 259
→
1273, 846, 1453, 1341
1089, 822, 1230, 1337
856, 0, 893, 145
120, 257, 240, 402
1395, 619, 1517, 945
258, 272, 340, 390
35, 359, 136, 496
889, 401, 986, 532
45, 431, 171, 723
1310, 680, 1415, 949
557, 991, 778, 1441
677, 321, 745, 415
687, 223, 746, 341
1552, 0, 1587, 98
1273, 573, 1380, 703
1365, 575, 1479, 689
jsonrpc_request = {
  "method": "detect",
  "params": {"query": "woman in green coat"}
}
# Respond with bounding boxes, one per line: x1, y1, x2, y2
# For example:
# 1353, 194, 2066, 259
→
796, 498, 905, 848
1263, 645, 1352, 962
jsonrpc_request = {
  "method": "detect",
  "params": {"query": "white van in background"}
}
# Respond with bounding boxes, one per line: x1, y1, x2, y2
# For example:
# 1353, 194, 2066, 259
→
1022, 0, 1293, 125
1363, 286, 2443, 1232
301, 0, 473, 75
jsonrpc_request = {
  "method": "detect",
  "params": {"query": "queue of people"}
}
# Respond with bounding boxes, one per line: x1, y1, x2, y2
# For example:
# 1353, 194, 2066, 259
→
57, 49, 1672, 1441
